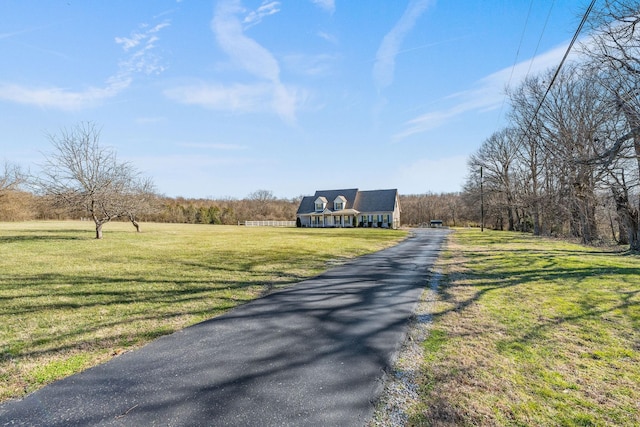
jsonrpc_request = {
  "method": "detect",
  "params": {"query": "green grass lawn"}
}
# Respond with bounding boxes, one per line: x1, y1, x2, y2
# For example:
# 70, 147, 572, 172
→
0, 221, 406, 402
412, 229, 640, 426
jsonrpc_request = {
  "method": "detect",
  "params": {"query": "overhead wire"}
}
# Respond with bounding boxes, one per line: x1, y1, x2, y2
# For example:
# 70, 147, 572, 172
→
506, 0, 535, 96
525, 0, 556, 79
494, 0, 535, 131
524, 0, 597, 142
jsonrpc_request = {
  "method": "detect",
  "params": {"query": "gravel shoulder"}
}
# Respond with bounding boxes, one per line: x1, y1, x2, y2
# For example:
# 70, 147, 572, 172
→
369, 269, 442, 426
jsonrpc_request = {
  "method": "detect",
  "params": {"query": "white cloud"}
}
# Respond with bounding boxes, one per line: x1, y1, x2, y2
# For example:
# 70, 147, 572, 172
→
272, 82, 300, 124
170, 0, 303, 123
0, 19, 170, 110
115, 22, 169, 51
394, 42, 574, 141
165, 82, 272, 111
116, 21, 170, 76
283, 53, 338, 76
373, 0, 434, 91
311, 0, 335, 14
149, 22, 170, 33
243, 1, 281, 28
213, 1, 280, 81
0, 79, 130, 110
164, 81, 304, 124
115, 33, 145, 51
317, 31, 338, 45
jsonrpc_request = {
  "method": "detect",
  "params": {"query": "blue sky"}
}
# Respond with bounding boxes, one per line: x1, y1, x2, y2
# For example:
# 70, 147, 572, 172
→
1, 0, 590, 199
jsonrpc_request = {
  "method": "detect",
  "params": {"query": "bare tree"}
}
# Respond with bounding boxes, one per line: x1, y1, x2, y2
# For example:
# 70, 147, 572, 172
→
120, 176, 161, 232
0, 161, 25, 198
246, 189, 277, 219
581, 0, 640, 249
503, 64, 612, 242
508, 74, 551, 235
35, 122, 155, 239
0, 161, 30, 221
469, 128, 520, 231
541, 66, 613, 243
398, 193, 464, 227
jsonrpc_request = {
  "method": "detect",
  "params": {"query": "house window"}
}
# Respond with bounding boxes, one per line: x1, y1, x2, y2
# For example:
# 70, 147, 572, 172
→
315, 203, 323, 211
333, 196, 346, 211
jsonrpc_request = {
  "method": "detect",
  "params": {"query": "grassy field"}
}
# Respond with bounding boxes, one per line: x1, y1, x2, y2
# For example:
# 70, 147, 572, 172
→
411, 229, 640, 426
0, 221, 406, 402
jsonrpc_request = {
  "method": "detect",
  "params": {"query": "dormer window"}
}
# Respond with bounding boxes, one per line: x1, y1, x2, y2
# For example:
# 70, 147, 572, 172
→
334, 195, 347, 211
314, 196, 327, 212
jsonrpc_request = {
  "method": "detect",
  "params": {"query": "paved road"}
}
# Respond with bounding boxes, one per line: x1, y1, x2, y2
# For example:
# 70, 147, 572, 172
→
0, 229, 449, 427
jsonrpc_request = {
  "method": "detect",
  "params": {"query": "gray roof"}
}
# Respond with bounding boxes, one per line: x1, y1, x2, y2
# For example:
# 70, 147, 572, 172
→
296, 188, 398, 215
354, 189, 399, 213
296, 196, 316, 215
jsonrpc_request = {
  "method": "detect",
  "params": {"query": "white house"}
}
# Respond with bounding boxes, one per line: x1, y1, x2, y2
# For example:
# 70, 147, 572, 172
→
296, 188, 401, 229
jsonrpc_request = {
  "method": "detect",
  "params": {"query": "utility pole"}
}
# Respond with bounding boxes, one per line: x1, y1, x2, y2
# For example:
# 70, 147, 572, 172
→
480, 166, 484, 232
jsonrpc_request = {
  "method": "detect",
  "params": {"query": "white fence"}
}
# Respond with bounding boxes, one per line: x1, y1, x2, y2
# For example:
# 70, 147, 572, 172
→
243, 220, 297, 227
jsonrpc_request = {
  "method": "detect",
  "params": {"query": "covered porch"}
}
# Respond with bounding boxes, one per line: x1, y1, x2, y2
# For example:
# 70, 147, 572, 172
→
300, 208, 359, 228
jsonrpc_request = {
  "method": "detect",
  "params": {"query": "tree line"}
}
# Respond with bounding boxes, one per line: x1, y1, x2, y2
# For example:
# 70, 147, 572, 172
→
462, 1, 640, 250
1, 169, 468, 229
2, 122, 474, 233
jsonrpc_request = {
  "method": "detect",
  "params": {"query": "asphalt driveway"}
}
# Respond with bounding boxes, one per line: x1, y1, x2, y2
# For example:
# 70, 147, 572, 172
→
0, 228, 450, 427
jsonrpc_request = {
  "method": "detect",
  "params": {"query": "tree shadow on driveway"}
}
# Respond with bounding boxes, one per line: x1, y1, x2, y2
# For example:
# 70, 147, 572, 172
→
0, 230, 451, 427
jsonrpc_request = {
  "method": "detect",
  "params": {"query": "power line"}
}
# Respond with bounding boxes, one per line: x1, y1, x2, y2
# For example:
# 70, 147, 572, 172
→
494, 1, 557, 135
525, 0, 556, 78
506, 0, 535, 93
524, 0, 597, 137
494, 0, 535, 131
